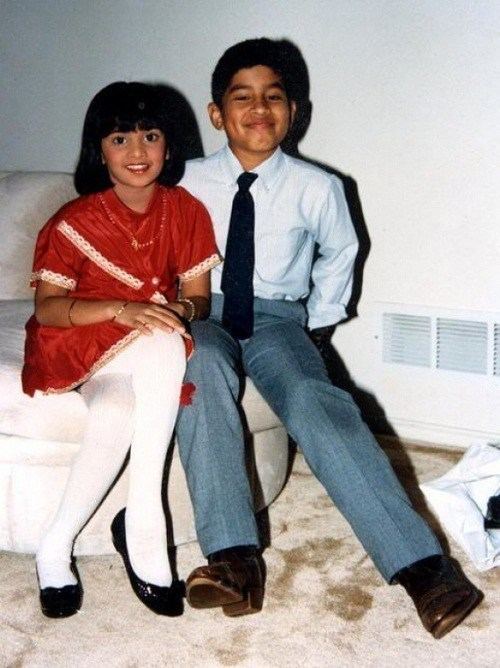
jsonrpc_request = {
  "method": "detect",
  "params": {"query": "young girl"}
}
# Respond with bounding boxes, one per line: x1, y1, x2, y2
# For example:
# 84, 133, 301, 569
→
22, 81, 220, 618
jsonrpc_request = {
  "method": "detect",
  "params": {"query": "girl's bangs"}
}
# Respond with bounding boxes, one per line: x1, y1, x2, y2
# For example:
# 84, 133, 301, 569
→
99, 114, 162, 138
95, 85, 165, 139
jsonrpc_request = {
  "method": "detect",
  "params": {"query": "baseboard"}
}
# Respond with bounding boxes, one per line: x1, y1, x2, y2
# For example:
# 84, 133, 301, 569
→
376, 416, 500, 449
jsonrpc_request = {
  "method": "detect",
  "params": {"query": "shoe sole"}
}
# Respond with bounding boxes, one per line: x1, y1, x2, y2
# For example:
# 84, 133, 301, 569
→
431, 589, 484, 639
187, 575, 263, 617
186, 575, 243, 608
222, 586, 264, 617
41, 604, 80, 619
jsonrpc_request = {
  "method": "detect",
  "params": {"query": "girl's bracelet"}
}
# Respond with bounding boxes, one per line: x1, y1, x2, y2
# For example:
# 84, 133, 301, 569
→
68, 299, 77, 327
112, 301, 129, 322
177, 298, 196, 322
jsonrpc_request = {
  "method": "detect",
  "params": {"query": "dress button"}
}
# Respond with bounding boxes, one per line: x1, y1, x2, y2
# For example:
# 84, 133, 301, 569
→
151, 276, 160, 286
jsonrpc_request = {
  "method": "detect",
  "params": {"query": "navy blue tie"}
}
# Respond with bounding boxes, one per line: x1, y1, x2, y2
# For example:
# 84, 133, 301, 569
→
221, 172, 258, 339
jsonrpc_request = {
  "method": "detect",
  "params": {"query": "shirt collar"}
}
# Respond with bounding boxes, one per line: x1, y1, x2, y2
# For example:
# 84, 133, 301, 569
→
219, 144, 285, 191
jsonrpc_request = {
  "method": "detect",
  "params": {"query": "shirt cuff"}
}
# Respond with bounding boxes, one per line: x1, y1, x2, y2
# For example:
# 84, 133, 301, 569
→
307, 304, 347, 330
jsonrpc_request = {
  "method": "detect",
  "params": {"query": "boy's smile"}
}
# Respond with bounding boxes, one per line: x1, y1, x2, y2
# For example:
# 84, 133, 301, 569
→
209, 65, 296, 171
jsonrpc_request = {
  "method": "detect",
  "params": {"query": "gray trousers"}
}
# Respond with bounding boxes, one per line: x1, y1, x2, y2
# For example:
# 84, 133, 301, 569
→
176, 296, 442, 582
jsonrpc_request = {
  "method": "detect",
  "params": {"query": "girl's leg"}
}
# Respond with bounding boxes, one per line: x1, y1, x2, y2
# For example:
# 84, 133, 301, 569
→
36, 373, 134, 588
37, 329, 186, 589
98, 329, 186, 586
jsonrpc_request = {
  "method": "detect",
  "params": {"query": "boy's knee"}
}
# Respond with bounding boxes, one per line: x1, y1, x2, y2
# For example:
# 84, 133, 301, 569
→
283, 376, 358, 419
189, 322, 238, 373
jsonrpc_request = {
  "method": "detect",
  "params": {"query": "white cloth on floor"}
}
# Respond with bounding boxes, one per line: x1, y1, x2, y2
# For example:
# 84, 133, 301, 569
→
421, 442, 500, 571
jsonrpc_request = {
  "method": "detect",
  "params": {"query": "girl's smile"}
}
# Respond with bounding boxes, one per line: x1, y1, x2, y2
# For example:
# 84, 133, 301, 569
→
125, 163, 149, 173
101, 128, 167, 205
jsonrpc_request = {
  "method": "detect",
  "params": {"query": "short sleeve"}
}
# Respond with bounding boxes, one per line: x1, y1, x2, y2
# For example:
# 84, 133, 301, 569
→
30, 216, 84, 291
176, 193, 222, 283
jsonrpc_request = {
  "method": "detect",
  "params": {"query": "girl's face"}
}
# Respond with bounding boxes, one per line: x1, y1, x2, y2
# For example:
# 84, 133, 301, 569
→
101, 128, 167, 192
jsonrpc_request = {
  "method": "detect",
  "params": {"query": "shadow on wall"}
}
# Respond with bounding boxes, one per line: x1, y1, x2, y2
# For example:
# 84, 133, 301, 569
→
278, 41, 443, 519
154, 82, 205, 167
279, 40, 396, 438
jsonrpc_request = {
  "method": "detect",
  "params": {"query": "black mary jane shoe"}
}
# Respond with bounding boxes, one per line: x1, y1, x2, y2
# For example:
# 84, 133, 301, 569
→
110, 508, 184, 616
37, 563, 82, 619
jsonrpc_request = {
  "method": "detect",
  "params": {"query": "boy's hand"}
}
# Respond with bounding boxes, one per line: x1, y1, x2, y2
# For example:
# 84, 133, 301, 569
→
309, 325, 336, 358
114, 302, 186, 336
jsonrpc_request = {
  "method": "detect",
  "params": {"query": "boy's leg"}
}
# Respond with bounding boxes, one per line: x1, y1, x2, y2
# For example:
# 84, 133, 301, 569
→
242, 305, 483, 637
175, 318, 259, 557
242, 309, 442, 582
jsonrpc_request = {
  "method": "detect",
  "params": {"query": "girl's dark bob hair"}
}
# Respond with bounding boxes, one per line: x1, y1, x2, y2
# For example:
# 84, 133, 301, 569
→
74, 81, 183, 195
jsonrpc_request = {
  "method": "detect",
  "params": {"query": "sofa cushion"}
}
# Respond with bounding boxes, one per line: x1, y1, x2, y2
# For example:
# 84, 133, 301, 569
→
0, 300, 283, 444
0, 300, 87, 443
0, 172, 77, 299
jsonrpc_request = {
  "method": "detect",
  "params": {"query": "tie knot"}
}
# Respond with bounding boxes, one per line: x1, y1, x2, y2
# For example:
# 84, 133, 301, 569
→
237, 172, 258, 192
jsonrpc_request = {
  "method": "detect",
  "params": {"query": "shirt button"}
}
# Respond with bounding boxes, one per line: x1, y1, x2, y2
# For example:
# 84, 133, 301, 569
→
151, 276, 160, 286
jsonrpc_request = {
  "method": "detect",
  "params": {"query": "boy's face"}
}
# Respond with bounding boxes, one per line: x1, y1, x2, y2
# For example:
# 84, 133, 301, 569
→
209, 65, 296, 170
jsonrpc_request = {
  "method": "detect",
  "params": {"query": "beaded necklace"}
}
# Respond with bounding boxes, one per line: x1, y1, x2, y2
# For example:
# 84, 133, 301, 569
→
98, 191, 167, 251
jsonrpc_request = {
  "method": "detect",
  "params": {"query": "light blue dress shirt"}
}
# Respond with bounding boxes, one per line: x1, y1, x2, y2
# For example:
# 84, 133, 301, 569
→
180, 145, 359, 329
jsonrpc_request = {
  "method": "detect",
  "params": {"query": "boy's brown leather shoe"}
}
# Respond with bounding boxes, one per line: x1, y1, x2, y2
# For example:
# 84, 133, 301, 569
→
186, 546, 264, 617
394, 555, 483, 639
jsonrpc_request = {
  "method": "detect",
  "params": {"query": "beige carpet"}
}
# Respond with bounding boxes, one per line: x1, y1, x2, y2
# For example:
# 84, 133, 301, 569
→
1, 442, 498, 667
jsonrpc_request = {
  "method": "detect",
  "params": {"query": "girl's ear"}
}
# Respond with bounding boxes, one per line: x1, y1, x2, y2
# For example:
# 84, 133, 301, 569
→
101, 154, 106, 165
208, 102, 224, 131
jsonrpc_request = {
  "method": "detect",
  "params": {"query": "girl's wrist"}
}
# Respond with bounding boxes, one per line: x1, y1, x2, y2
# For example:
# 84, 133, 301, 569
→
67, 299, 78, 327
110, 300, 129, 321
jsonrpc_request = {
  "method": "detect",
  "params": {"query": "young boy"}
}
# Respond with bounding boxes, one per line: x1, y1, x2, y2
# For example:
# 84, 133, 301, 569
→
176, 38, 482, 638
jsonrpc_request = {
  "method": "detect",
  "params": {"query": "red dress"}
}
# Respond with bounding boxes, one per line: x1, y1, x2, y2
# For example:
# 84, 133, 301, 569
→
22, 184, 220, 396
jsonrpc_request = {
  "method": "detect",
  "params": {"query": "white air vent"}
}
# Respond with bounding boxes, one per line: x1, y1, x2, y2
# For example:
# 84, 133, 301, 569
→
380, 304, 500, 377
494, 324, 500, 376
436, 318, 488, 374
383, 313, 431, 367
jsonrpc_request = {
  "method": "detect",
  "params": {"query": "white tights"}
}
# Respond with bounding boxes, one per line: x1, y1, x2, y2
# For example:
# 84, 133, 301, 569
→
36, 329, 186, 588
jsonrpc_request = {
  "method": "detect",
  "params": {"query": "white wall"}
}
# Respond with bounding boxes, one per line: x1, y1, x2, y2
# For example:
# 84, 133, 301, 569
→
1, 0, 499, 446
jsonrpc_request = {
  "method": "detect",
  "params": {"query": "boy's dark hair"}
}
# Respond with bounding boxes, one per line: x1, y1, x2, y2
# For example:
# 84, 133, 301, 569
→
211, 38, 305, 107
74, 81, 183, 195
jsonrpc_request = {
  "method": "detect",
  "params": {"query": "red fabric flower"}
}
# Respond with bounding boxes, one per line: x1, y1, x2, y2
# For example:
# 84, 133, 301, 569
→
180, 382, 196, 406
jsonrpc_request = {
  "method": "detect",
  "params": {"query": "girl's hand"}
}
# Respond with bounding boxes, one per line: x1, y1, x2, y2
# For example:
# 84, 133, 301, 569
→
114, 302, 186, 336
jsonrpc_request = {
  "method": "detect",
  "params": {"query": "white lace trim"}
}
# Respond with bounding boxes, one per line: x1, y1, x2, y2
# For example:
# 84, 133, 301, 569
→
30, 269, 77, 291
57, 220, 144, 290
44, 329, 142, 394
179, 253, 222, 283
151, 291, 168, 305
44, 326, 194, 394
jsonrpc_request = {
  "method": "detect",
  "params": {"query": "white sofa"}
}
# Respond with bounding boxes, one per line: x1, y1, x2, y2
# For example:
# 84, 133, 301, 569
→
0, 172, 289, 556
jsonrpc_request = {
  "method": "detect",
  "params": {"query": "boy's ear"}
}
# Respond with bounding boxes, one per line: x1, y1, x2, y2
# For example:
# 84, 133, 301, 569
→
208, 102, 224, 131
289, 100, 297, 128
